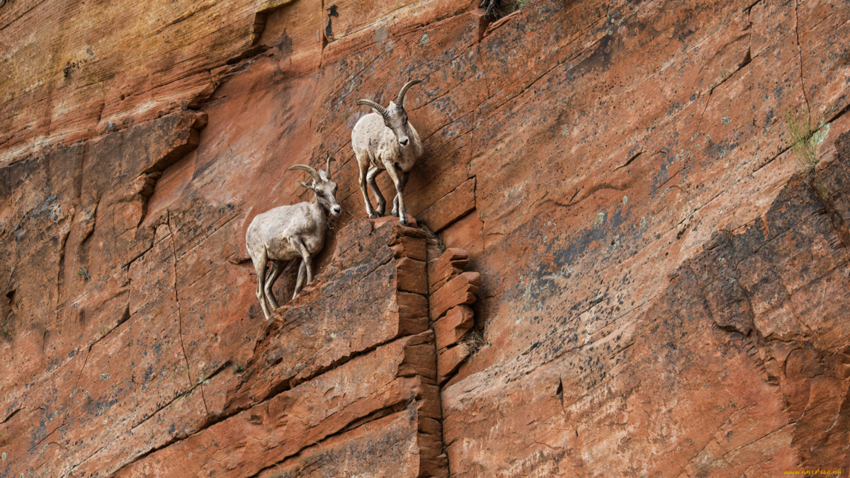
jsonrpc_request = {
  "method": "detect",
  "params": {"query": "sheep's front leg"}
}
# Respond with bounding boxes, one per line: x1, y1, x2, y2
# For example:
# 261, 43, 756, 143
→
264, 260, 283, 310
391, 170, 410, 218
292, 239, 313, 298
385, 164, 408, 225
357, 157, 378, 219
367, 165, 386, 216
292, 260, 306, 300
251, 248, 272, 320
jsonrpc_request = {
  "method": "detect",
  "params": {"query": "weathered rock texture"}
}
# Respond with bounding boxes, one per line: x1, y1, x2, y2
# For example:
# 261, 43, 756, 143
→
2, 0, 850, 476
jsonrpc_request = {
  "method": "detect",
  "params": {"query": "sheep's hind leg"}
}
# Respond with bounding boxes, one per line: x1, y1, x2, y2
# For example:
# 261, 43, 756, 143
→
251, 249, 272, 320
386, 165, 408, 225
357, 157, 378, 219
264, 260, 283, 310
367, 165, 386, 216
391, 170, 410, 218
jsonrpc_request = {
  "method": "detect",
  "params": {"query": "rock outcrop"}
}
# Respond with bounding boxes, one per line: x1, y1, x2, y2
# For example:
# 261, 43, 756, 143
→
2, 0, 850, 476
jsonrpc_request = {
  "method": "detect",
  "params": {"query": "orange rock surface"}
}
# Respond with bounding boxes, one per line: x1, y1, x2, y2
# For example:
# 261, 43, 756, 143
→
2, 0, 850, 476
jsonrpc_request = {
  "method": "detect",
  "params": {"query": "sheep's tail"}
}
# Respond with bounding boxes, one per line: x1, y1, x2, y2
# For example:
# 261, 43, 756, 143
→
228, 253, 251, 265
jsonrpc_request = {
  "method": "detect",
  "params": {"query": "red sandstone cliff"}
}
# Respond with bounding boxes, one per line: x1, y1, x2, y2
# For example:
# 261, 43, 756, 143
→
2, 0, 850, 476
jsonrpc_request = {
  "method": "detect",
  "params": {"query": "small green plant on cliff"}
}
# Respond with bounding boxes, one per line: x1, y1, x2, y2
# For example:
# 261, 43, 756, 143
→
480, 0, 527, 19
463, 330, 487, 357
77, 266, 90, 281
96, 326, 109, 340
784, 108, 829, 175
276, 465, 296, 478
506, 0, 528, 13
300, 448, 326, 465
418, 223, 447, 254
233, 363, 245, 374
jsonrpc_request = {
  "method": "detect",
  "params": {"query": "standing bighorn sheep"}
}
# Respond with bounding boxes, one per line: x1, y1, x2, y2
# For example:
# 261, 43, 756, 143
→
352, 79, 424, 226
246, 157, 340, 320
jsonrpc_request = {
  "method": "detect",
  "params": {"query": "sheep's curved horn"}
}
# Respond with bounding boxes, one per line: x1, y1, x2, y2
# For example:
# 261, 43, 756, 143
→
396, 79, 421, 108
289, 164, 321, 183
325, 155, 334, 180
356, 99, 388, 116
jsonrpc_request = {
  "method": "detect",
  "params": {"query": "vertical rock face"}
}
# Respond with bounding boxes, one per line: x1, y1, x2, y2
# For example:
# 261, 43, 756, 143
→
2, 0, 850, 477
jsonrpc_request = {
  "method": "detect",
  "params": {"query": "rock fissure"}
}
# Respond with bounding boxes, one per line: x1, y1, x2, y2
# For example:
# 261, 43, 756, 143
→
165, 211, 208, 415
63, 442, 108, 478
4, 1, 850, 476
0, 0, 51, 31
107, 363, 242, 476
0, 407, 21, 425
792, 0, 811, 114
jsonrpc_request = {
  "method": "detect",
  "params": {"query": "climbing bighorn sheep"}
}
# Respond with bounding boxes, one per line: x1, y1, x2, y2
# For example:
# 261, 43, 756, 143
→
246, 157, 340, 320
352, 79, 424, 226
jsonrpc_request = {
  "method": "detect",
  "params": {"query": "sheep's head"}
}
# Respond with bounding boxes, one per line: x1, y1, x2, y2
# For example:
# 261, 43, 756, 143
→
289, 156, 341, 216
357, 79, 421, 148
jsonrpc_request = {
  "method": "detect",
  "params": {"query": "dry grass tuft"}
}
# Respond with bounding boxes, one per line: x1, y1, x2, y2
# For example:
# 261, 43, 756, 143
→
785, 108, 829, 175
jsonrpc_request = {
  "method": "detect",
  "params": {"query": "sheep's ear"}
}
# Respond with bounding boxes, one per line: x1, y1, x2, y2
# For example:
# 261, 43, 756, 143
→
299, 180, 314, 190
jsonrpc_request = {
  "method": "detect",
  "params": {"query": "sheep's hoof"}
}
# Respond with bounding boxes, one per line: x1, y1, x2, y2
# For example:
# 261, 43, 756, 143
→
391, 210, 399, 217
368, 212, 379, 219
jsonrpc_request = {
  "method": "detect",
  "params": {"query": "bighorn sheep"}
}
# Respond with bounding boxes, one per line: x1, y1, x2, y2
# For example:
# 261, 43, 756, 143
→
246, 157, 340, 320
352, 79, 424, 226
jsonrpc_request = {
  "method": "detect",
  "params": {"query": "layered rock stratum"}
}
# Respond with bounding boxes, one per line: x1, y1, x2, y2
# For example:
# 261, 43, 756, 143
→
1, 0, 849, 476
